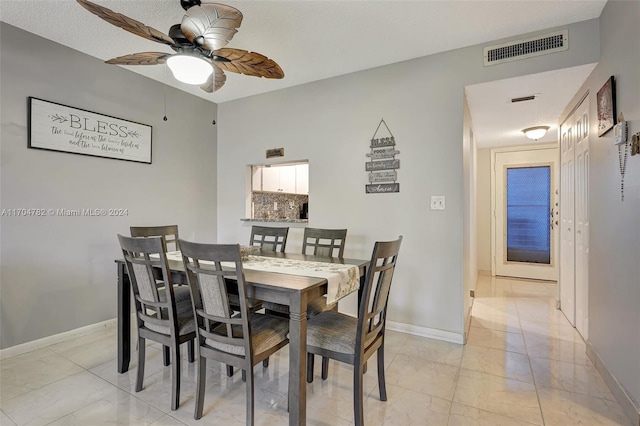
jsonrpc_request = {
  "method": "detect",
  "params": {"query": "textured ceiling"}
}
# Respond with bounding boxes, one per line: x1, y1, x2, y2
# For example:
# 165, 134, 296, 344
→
1, 0, 606, 146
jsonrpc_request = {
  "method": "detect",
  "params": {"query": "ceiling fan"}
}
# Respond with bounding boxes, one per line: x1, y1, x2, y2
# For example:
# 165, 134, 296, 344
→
76, 0, 284, 93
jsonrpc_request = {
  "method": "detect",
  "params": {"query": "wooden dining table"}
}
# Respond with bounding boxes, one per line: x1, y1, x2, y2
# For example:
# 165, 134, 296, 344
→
115, 251, 369, 426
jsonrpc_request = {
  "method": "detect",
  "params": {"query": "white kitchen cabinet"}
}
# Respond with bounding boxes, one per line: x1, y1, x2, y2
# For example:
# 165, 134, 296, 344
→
252, 166, 262, 191
279, 166, 296, 193
295, 164, 309, 194
261, 166, 281, 192
253, 163, 308, 194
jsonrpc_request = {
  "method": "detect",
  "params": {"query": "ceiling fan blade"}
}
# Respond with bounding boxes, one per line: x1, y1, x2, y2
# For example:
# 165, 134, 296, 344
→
213, 48, 284, 79
200, 65, 226, 93
105, 52, 170, 65
181, 3, 243, 51
76, 0, 175, 46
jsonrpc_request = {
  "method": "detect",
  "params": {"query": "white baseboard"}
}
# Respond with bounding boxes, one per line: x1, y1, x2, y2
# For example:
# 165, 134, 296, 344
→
386, 320, 465, 344
586, 340, 640, 426
0, 319, 117, 360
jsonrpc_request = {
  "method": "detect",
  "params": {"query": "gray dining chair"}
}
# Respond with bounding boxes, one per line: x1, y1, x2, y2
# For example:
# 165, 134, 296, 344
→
305, 236, 402, 426
249, 225, 289, 252
178, 239, 289, 425
263, 227, 347, 317
130, 225, 180, 252
130, 225, 187, 366
117, 234, 196, 411
262, 227, 348, 373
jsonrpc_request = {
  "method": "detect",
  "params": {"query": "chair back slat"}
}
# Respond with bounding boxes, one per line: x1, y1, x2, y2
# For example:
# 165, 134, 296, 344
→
249, 226, 289, 253
302, 228, 347, 258
179, 239, 253, 358
357, 236, 402, 354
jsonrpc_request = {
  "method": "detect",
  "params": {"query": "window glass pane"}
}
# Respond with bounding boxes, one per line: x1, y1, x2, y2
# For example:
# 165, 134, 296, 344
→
506, 166, 551, 264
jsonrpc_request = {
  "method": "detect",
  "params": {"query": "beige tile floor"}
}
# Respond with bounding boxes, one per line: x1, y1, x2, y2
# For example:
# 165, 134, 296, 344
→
0, 276, 632, 425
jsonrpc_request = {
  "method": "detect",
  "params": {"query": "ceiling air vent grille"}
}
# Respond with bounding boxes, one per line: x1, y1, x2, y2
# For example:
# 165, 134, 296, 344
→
484, 30, 568, 66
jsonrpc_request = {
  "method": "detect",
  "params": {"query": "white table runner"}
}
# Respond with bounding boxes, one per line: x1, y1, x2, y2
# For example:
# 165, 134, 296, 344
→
165, 252, 360, 305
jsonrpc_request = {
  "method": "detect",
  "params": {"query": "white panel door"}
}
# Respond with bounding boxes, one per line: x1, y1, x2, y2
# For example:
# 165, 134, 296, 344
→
494, 148, 558, 281
574, 99, 590, 337
560, 115, 576, 325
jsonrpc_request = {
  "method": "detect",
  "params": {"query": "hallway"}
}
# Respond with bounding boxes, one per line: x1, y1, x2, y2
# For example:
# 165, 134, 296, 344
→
460, 274, 628, 425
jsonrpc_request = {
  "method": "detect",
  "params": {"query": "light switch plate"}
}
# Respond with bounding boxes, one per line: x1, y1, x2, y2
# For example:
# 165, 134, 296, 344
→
430, 196, 446, 210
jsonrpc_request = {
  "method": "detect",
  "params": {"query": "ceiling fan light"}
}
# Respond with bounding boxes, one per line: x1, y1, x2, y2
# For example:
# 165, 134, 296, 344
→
166, 55, 212, 85
522, 126, 550, 140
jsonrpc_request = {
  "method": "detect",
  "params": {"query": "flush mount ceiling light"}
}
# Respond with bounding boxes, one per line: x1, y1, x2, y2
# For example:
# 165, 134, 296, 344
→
523, 126, 550, 140
166, 55, 212, 85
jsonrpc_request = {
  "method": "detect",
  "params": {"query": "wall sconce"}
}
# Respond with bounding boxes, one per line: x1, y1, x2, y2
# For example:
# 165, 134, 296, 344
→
522, 126, 550, 140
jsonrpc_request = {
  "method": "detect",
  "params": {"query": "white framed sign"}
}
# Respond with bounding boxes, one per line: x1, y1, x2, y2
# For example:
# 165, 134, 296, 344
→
28, 97, 152, 164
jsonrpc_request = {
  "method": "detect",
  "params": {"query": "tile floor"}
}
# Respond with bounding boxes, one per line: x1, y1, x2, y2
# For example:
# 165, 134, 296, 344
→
0, 275, 632, 425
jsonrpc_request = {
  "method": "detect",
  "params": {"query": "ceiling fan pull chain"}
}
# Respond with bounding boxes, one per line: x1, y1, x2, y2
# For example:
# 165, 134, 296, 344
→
163, 64, 168, 121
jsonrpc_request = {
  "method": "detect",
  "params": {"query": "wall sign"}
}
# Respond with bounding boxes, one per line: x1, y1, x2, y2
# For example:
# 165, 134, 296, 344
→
28, 97, 152, 163
266, 147, 285, 158
365, 119, 400, 193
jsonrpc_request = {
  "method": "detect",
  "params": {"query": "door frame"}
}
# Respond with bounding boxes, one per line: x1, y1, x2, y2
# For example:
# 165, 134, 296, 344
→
490, 143, 559, 279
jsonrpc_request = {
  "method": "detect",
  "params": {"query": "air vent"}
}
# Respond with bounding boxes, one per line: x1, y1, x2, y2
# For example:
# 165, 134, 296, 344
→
484, 30, 568, 66
511, 95, 536, 103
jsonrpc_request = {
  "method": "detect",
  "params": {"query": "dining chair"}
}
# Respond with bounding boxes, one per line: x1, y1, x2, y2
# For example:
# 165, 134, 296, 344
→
305, 236, 402, 426
263, 227, 347, 317
249, 225, 289, 252
130, 225, 187, 366
130, 225, 180, 252
178, 239, 290, 424
262, 227, 348, 371
117, 234, 196, 411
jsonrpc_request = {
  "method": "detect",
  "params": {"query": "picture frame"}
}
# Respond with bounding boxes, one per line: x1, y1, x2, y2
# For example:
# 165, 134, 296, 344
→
28, 97, 152, 163
596, 76, 616, 137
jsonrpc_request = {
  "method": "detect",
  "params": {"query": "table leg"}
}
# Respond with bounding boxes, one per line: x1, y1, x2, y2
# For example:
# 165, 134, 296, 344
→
117, 262, 131, 374
288, 292, 307, 426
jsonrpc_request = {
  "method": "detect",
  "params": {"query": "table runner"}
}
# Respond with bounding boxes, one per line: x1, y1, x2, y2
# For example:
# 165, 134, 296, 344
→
164, 252, 360, 305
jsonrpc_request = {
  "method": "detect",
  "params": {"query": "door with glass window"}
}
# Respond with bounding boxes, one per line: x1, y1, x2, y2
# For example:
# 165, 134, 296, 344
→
494, 148, 559, 281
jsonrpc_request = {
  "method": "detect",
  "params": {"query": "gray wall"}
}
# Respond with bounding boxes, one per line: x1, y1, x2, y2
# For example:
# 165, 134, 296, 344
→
559, 0, 640, 408
0, 23, 218, 349
216, 19, 600, 340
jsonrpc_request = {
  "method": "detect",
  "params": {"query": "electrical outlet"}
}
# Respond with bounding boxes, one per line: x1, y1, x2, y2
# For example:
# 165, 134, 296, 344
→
430, 196, 446, 210
274, 201, 278, 210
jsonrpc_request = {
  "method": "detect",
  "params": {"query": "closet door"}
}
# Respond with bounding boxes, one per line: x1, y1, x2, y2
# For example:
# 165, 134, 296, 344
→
559, 95, 589, 331
574, 99, 590, 338
560, 114, 576, 325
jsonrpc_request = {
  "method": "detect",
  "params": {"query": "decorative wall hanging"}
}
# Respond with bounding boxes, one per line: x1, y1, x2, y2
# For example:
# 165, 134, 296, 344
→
28, 97, 152, 163
365, 118, 400, 193
266, 148, 285, 158
596, 76, 616, 137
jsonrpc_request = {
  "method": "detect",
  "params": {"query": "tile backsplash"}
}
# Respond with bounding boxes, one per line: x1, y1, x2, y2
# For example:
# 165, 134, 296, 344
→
252, 192, 308, 220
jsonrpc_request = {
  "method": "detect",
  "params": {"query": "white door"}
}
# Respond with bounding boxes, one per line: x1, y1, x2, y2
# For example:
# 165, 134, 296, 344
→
560, 114, 576, 325
494, 147, 559, 281
574, 98, 590, 337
